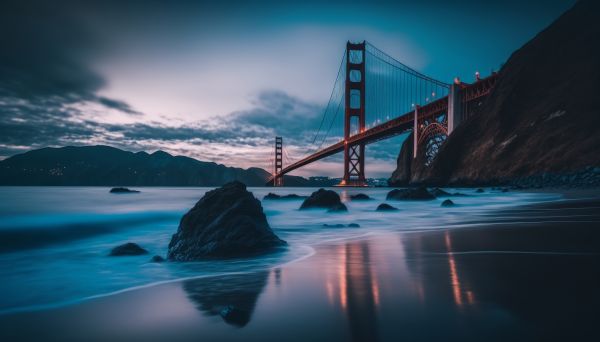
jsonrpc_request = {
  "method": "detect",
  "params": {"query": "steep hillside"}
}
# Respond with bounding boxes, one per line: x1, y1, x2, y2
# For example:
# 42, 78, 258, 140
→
391, 0, 600, 187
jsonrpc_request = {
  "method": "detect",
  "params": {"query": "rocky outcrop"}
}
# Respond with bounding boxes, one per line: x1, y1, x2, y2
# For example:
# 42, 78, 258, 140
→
109, 187, 140, 194
300, 189, 347, 212
263, 193, 306, 200
150, 255, 165, 262
376, 203, 399, 211
389, 132, 414, 186
441, 199, 455, 207
389, 1, 600, 187
109, 242, 148, 256
386, 187, 435, 201
350, 193, 371, 201
167, 181, 286, 261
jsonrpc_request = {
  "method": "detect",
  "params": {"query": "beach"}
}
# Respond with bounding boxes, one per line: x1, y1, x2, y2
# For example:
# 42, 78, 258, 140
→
1, 190, 599, 342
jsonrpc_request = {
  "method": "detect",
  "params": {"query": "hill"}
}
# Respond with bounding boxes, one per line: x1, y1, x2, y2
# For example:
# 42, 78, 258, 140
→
0, 145, 308, 186
390, 0, 600, 187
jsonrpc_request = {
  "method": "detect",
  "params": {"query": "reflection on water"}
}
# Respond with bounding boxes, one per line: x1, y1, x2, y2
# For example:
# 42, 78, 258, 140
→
182, 271, 269, 327
444, 231, 475, 307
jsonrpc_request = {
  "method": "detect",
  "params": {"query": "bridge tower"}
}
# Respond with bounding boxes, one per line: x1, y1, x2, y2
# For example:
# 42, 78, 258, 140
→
274, 136, 283, 186
341, 41, 367, 187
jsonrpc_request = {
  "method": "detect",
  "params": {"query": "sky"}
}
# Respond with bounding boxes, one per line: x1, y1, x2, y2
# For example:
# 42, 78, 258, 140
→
0, 0, 576, 177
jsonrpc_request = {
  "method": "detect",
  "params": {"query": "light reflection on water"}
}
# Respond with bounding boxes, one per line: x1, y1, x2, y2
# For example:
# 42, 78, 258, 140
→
0, 186, 561, 313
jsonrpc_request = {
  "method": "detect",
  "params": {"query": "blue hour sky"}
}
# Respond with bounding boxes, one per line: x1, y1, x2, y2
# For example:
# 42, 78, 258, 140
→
0, 0, 576, 177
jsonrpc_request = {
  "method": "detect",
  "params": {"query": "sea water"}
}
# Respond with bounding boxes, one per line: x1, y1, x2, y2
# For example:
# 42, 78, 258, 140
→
0, 186, 561, 314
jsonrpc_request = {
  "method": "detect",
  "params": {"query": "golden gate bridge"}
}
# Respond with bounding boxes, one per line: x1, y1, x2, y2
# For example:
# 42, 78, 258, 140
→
269, 41, 498, 187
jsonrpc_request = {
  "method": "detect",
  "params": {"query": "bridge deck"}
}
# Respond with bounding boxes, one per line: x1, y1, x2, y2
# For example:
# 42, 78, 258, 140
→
271, 73, 498, 182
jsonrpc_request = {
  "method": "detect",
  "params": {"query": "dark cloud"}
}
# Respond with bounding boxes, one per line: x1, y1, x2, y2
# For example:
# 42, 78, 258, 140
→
97, 97, 142, 116
0, 0, 141, 116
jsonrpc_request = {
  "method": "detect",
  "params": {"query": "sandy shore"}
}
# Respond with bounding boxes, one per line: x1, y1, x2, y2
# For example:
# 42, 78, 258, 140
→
1, 195, 599, 342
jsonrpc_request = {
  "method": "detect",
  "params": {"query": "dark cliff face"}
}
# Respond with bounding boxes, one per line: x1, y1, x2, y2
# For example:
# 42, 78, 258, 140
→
391, 0, 600, 186
389, 132, 413, 186
0, 145, 271, 186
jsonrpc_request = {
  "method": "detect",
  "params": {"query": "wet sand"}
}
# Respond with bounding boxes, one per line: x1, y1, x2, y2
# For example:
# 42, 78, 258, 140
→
1, 195, 599, 342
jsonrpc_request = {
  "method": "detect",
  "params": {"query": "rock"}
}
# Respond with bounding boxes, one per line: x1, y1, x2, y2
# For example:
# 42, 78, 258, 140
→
263, 193, 306, 200
300, 189, 347, 212
441, 199, 455, 207
350, 193, 371, 201
430, 188, 451, 197
348, 223, 360, 228
109, 242, 148, 256
109, 187, 140, 194
150, 255, 165, 263
376, 203, 399, 211
323, 223, 345, 228
475, 188, 485, 193
167, 181, 286, 261
386, 186, 435, 201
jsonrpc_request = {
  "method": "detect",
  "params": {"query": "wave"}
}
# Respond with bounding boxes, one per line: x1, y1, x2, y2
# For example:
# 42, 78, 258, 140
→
0, 212, 179, 253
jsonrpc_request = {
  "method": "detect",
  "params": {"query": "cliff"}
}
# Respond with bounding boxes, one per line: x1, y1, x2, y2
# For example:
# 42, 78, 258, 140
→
390, 0, 600, 187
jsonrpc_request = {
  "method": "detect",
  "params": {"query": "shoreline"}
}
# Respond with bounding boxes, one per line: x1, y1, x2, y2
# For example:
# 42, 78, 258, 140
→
1, 193, 599, 341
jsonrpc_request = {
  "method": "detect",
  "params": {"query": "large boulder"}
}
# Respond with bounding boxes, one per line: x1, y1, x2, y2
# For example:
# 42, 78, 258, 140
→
300, 189, 347, 212
386, 187, 435, 201
167, 181, 286, 261
109, 242, 148, 256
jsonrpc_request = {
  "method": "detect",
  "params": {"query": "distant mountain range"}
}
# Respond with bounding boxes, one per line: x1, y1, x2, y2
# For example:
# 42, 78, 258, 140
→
0, 145, 327, 187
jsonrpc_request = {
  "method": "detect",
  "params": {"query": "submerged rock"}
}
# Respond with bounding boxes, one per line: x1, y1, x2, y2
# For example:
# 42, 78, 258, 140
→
109, 242, 148, 256
323, 223, 345, 228
431, 187, 467, 197
348, 223, 360, 228
109, 187, 140, 194
167, 181, 286, 261
386, 187, 435, 201
300, 189, 347, 212
476, 188, 485, 193
441, 199, 455, 207
376, 203, 399, 211
150, 255, 165, 263
263, 193, 306, 200
430, 188, 451, 197
350, 193, 371, 201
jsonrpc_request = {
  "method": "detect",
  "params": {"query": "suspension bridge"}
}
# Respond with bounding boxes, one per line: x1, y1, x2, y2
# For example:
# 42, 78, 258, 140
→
268, 41, 498, 187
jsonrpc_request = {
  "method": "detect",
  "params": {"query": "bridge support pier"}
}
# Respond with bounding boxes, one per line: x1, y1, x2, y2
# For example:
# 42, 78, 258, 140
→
447, 83, 462, 135
274, 136, 283, 186
340, 41, 367, 187
413, 106, 419, 159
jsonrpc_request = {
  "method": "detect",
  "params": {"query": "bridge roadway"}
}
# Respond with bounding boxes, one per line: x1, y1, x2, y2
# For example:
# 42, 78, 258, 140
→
270, 73, 498, 182
275, 96, 449, 178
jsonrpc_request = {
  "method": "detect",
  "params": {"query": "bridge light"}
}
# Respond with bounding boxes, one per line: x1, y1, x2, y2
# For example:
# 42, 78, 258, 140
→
432, 92, 436, 98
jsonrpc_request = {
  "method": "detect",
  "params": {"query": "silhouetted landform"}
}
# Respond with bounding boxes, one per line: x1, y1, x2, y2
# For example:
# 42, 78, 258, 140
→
183, 271, 269, 327
390, 1, 600, 187
441, 199, 455, 207
386, 187, 435, 201
376, 203, 398, 211
167, 181, 286, 261
350, 193, 371, 201
109, 242, 148, 256
263, 193, 306, 200
300, 189, 347, 212
0, 145, 326, 187
109, 187, 140, 194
